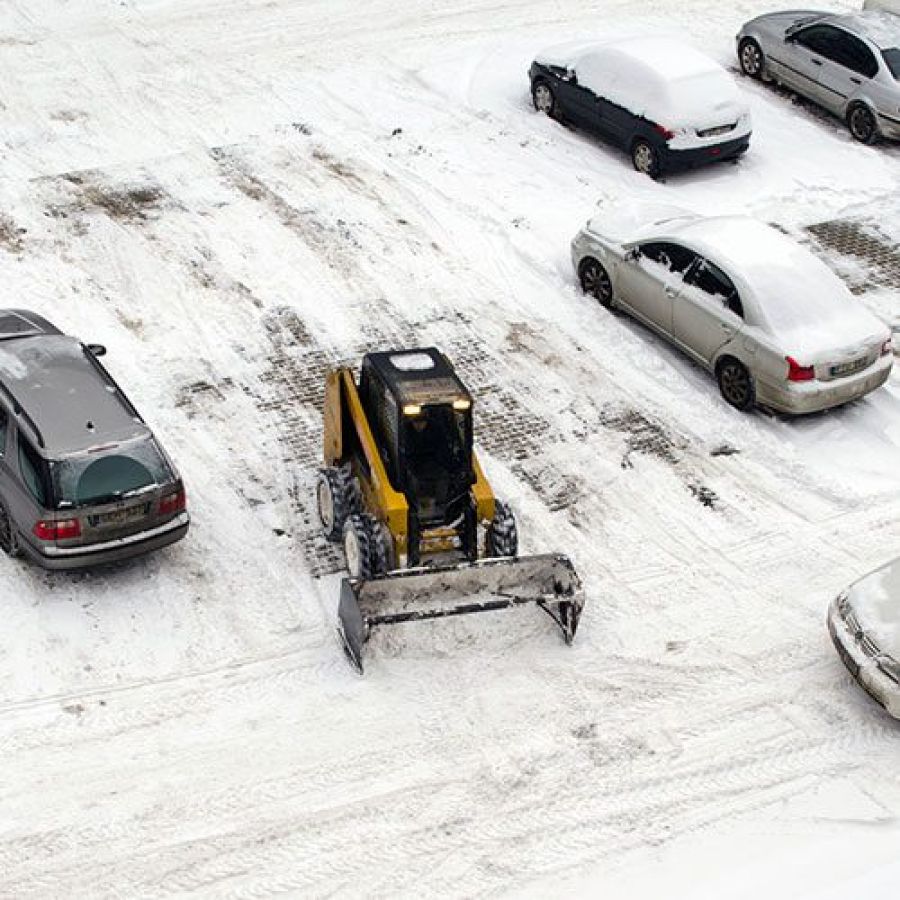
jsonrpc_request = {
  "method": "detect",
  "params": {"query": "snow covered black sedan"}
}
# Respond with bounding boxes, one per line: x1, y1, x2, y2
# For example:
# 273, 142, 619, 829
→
829, 557, 900, 718
529, 37, 752, 177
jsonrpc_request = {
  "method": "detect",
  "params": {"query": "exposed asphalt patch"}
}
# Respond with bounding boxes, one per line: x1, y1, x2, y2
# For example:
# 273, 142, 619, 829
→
0, 214, 25, 253
599, 405, 683, 469
45, 171, 170, 223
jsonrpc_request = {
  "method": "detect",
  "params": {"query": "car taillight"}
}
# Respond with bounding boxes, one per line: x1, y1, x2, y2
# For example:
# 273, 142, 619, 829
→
33, 518, 82, 541
654, 124, 675, 141
786, 356, 815, 382
159, 488, 186, 516
882, 338, 893, 357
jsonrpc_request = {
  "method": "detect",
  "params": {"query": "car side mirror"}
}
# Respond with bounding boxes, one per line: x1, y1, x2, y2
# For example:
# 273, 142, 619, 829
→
563, 68, 577, 84
626, 247, 641, 261
86, 343, 107, 357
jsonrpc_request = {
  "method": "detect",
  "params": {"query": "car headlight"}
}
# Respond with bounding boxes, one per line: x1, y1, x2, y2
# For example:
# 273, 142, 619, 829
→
836, 591, 856, 626
878, 655, 900, 685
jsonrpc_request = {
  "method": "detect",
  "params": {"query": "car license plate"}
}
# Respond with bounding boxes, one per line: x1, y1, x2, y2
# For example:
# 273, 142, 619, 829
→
830, 356, 868, 378
698, 124, 735, 138
97, 504, 149, 527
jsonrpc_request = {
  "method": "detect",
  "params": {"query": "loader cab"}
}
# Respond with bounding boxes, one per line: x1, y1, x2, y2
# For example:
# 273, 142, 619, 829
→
360, 349, 474, 527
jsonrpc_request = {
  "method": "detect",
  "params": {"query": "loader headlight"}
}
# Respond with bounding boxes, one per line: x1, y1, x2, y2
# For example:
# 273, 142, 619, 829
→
452, 399, 471, 411
403, 403, 422, 416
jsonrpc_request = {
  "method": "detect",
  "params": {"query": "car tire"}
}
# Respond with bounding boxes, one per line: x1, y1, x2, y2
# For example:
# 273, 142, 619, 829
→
0, 502, 21, 558
738, 38, 765, 79
532, 79, 558, 119
486, 500, 518, 558
343, 513, 386, 579
316, 467, 357, 542
716, 358, 756, 412
578, 257, 614, 309
631, 139, 661, 178
847, 104, 878, 145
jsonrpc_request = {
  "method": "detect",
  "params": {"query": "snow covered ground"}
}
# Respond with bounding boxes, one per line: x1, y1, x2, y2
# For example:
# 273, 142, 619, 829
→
1, 0, 899, 896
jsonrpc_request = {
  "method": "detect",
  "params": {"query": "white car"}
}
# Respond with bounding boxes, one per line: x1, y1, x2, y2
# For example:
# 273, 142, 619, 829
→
829, 557, 900, 718
529, 37, 752, 177
571, 207, 893, 414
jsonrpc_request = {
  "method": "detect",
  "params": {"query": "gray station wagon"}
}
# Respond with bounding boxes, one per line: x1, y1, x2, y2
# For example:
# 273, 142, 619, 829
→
0, 310, 189, 569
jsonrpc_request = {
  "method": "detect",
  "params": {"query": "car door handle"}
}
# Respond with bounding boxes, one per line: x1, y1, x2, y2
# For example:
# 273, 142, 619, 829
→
665, 287, 677, 298
811, 58, 822, 66
850, 76, 861, 85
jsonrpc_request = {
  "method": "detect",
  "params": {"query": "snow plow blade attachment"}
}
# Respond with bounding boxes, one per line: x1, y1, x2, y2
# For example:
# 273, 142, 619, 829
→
337, 553, 584, 672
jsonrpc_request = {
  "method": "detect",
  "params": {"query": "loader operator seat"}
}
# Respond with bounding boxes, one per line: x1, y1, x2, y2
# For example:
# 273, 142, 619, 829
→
404, 409, 466, 526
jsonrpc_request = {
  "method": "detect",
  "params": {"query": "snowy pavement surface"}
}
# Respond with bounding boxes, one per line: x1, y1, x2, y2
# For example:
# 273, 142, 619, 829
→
1, 0, 900, 897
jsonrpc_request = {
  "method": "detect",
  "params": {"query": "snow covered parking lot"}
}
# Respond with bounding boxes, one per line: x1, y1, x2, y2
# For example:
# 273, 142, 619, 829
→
1, 0, 899, 896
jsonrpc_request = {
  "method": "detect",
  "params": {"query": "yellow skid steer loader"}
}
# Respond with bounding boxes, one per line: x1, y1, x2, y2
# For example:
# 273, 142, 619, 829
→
316, 347, 585, 671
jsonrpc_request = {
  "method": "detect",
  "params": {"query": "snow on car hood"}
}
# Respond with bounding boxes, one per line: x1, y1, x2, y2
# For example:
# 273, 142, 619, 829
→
584, 201, 699, 247
538, 37, 749, 130
848, 557, 900, 661
747, 10, 827, 33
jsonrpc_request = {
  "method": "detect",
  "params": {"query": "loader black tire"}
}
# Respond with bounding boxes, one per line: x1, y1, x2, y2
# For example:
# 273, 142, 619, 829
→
317, 467, 357, 542
343, 513, 386, 579
486, 500, 518, 558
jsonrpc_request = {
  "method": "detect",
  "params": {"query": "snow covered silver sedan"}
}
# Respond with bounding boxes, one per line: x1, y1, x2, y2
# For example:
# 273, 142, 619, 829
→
571, 209, 893, 414
737, 10, 900, 143
829, 557, 900, 718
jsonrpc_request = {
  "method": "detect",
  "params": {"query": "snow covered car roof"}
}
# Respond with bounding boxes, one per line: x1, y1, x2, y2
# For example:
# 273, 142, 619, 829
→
824, 10, 900, 48
586, 214, 889, 353
663, 217, 885, 347
0, 333, 148, 455
865, 0, 900, 12
535, 36, 746, 129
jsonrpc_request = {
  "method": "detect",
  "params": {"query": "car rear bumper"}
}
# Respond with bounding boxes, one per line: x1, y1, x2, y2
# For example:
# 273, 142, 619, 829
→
756, 355, 892, 415
20, 512, 190, 570
828, 597, 900, 719
661, 134, 751, 171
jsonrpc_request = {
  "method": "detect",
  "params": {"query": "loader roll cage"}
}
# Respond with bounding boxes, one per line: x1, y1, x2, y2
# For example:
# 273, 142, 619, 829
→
360, 349, 475, 527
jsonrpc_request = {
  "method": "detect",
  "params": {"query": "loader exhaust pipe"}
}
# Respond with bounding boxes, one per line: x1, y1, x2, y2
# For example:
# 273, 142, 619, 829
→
337, 554, 585, 672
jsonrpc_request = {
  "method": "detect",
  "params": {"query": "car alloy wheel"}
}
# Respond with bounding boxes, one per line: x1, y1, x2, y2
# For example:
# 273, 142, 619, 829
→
632, 140, 659, 178
848, 105, 877, 145
717, 359, 754, 411
533, 82, 555, 115
579, 259, 613, 308
739, 40, 763, 78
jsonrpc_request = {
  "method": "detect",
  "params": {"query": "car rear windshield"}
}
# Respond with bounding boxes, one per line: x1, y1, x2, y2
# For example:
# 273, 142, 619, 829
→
50, 436, 172, 508
883, 48, 900, 79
